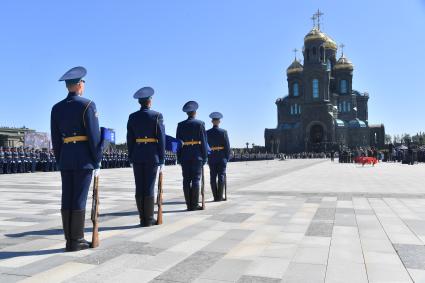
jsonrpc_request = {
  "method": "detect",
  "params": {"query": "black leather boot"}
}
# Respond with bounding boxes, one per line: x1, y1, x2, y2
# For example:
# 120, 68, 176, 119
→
191, 189, 203, 211
69, 210, 90, 252
143, 196, 156, 227
217, 181, 224, 202
61, 210, 71, 251
135, 196, 144, 226
211, 180, 218, 201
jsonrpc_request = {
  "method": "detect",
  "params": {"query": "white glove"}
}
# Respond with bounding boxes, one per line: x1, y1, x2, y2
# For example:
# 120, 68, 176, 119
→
159, 164, 164, 173
94, 168, 101, 177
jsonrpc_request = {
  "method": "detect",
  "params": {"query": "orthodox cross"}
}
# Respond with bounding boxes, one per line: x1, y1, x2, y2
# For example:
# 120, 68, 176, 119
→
293, 48, 298, 60
311, 15, 317, 27
339, 43, 345, 56
314, 9, 324, 29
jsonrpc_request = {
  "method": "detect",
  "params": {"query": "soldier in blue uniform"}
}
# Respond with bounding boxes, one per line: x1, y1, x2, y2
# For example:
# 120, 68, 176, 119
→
51, 66, 103, 252
11, 147, 19, 174
4, 147, 12, 174
206, 112, 230, 201
176, 101, 208, 211
18, 147, 26, 173
29, 148, 37, 173
0, 147, 4, 174
127, 87, 165, 227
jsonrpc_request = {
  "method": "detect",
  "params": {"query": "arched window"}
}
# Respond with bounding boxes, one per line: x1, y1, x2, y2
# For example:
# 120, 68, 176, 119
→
312, 79, 319, 98
340, 80, 348, 94
320, 46, 324, 61
312, 47, 317, 56
294, 104, 298, 114
327, 59, 331, 71
338, 102, 342, 112
342, 101, 346, 112
298, 104, 301, 114
347, 102, 351, 112
306, 49, 310, 61
293, 83, 299, 97
290, 105, 293, 115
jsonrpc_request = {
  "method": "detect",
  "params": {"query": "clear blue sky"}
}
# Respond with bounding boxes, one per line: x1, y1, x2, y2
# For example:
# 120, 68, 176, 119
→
1, 0, 424, 147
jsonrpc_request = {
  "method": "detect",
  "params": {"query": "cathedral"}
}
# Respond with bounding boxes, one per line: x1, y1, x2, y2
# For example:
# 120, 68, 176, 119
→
265, 12, 385, 153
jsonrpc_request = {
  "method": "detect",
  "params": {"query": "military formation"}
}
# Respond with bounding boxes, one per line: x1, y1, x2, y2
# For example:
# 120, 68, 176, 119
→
50, 66, 231, 251
0, 147, 180, 174
230, 152, 275, 162
0, 147, 57, 174
101, 151, 130, 168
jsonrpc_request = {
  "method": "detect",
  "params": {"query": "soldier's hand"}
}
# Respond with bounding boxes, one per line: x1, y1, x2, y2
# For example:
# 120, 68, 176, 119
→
94, 168, 100, 177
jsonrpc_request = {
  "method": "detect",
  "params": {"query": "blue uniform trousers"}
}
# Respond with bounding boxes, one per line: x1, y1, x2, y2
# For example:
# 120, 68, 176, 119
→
60, 170, 93, 210
208, 161, 227, 200
30, 160, 37, 172
181, 160, 203, 191
133, 162, 158, 198
5, 160, 11, 174
11, 160, 18, 173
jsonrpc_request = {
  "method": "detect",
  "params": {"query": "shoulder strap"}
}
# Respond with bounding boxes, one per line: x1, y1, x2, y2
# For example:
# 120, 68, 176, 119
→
82, 100, 92, 128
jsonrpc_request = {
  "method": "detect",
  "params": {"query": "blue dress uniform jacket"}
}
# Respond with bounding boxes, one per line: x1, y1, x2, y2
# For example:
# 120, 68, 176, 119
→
126, 106, 165, 199
50, 92, 102, 211
206, 126, 230, 163
127, 106, 166, 165
51, 92, 102, 170
207, 126, 230, 201
176, 117, 208, 210
176, 117, 208, 164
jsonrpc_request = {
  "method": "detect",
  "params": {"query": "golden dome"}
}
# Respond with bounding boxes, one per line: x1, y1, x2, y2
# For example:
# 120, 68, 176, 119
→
304, 28, 338, 50
323, 37, 337, 50
334, 55, 354, 70
287, 59, 303, 75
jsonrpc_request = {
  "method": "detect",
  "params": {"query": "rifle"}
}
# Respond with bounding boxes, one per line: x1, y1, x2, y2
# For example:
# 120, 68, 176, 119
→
201, 166, 205, 210
156, 170, 163, 225
90, 175, 100, 248
224, 173, 227, 201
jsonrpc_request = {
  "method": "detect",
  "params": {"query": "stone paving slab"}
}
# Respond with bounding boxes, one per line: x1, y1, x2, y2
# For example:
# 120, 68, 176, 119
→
1, 160, 425, 282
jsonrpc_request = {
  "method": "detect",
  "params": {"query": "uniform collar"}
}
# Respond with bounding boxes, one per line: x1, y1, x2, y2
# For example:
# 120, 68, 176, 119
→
187, 116, 195, 120
141, 106, 150, 111
213, 125, 219, 128
67, 92, 79, 97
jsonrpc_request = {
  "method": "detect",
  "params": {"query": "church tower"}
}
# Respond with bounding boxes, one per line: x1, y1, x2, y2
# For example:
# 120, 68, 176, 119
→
299, 10, 338, 149
265, 10, 385, 153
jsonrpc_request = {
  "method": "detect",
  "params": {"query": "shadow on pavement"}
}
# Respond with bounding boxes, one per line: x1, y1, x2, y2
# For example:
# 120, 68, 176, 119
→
5, 224, 140, 238
0, 248, 64, 260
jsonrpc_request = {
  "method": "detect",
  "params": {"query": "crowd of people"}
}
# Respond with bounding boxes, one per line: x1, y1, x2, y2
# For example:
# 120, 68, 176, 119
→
336, 145, 425, 165
229, 152, 275, 162
0, 147, 57, 174
337, 147, 381, 163
282, 152, 329, 159
385, 145, 425, 164
3, 144, 423, 175
101, 150, 178, 168
0, 146, 280, 174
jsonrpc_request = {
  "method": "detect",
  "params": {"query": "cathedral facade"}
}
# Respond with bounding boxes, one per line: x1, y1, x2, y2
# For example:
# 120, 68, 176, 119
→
265, 17, 385, 153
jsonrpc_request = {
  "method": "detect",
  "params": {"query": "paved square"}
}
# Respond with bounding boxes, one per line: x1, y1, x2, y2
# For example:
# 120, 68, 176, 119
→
1, 159, 425, 282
